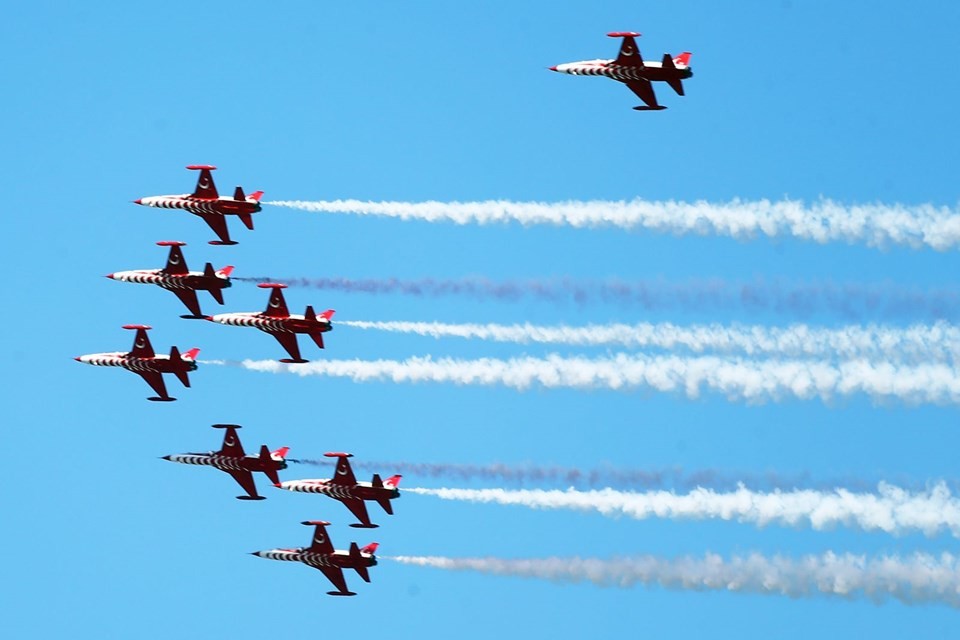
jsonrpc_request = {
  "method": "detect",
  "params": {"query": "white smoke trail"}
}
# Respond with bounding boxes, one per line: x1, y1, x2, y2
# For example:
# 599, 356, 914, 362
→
233, 275, 960, 321
339, 320, 960, 364
388, 552, 960, 607
267, 198, 960, 251
286, 458, 937, 493
222, 354, 960, 404
408, 484, 960, 537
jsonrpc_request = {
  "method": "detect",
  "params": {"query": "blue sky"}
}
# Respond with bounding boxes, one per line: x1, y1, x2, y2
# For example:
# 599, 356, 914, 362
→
3, 0, 960, 637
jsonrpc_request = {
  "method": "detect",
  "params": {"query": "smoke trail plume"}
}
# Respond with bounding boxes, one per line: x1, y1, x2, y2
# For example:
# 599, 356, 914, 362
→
267, 198, 960, 251
286, 458, 936, 493
388, 552, 960, 607
233, 276, 960, 321
218, 354, 960, 404
408, 484, 960, 537
338, 320, 960, 364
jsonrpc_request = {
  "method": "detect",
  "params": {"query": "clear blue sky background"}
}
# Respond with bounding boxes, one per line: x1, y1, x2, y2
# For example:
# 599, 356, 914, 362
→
3, 1, 960, 637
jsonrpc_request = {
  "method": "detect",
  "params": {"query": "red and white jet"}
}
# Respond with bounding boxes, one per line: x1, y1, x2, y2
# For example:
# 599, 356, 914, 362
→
106, 241, 233, 319
208, 283, 334, 363
251, 521, 378, 596
75, 325, 199, 401
550, 32, 692, 111
162, 424, 289, 500
134, 165, 264, 245
278, 453, 401, 528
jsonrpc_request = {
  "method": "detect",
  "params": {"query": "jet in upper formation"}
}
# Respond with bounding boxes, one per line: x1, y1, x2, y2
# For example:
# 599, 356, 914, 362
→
251, 521, 378, 596
75, 325, 199, 401
162, 424, 289, 500
278, 453, 401, 528
134, 165, 264, 245
208, 283, 334, 363
550, 32, 692, 111
106, 241, 233, 319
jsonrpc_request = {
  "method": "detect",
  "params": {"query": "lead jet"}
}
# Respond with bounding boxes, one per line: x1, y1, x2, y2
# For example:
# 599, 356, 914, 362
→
251, 521, 378, 596
134, 165, 264, 245
75, 325, 199, 401
550, 32, 692, 111
208, 283, 334, 363
106, 241, 233, 319
162, 424, 289, 500
278, 453, 401, 528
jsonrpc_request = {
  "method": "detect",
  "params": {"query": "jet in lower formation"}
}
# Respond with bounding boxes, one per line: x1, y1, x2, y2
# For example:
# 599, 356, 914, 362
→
550, 32, 692, 111
162, 424, 289, 500
75, 325, 199, 401
278, 453, 401, 528
252, 521, 378, 596
209, 283, 334, 363
134, 165, 264, 245
107, 241, 233, 318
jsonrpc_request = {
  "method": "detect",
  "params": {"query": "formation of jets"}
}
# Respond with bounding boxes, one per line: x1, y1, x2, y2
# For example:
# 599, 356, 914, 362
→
77, 28, 690, 598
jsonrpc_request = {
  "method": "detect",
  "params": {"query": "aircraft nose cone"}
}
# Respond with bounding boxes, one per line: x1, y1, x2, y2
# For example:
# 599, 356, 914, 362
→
74, 357, 81, 362
549, 65, 558, 71
249, 551, 262, 557
133, 198, 142, 205
105, 273, 115, 279
160, 455, 171, 461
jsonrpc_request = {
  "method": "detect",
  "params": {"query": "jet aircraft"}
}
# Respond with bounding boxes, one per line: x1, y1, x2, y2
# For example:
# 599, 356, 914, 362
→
75, 325, 199, 401
208, 283, 334, 363
106, 241, 233, 319
162, 424, 289, 500
134, 165, 264, 245
550, 32, 692, 111
278, 453, 401, 528
251, 521, 378, 596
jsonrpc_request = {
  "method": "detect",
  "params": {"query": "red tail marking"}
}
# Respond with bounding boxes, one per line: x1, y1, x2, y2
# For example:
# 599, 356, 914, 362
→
182, 348, 200, 361
360, 542, 379, 554
320, 309, 335, 321
216, 266, 234, 278
673, 52, 692, 66
271, 446, 290, 459
248, 190, 264, 202
384, 474, 402, 488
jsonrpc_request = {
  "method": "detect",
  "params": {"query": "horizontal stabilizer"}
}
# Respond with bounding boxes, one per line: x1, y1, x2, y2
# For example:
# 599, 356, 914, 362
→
238, 212, 254, 230
259, 445, 281, 485
376, 498, 394, 515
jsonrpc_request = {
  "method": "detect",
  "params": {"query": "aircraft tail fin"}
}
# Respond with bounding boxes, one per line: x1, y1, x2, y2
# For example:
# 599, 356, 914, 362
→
216, 265, 234, 278
384, 474, 402, 489
320, 309, 335, 321
661, 54, 685, 96
376, 497, 394, 515
304, 305, 317, 322
349, 542, 372, 582
673, 51, 692, 67
248, 190, 264, 202
169, 346, 194, 387
233, 186, 246, 201
259, 445, 281, 485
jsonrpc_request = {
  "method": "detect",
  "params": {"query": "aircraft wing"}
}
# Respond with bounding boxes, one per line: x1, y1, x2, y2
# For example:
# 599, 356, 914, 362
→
171, 289, 203, 317
340, 498, 372, 527
306, 522, 335, 554
198, 213, 233, 245
226, 469, 260, 499
316, 565, 352, 595
216, 425, 246, 457
191, 167, 219, 199
128, 327, 155, 358
625, 79, 660, 109
163, 244, 189, 275
262, 287, 290, 318
137, 370, 169, 400
613, 33, 644, 66
268, 331, 303, 362
329, 455, 358, 486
